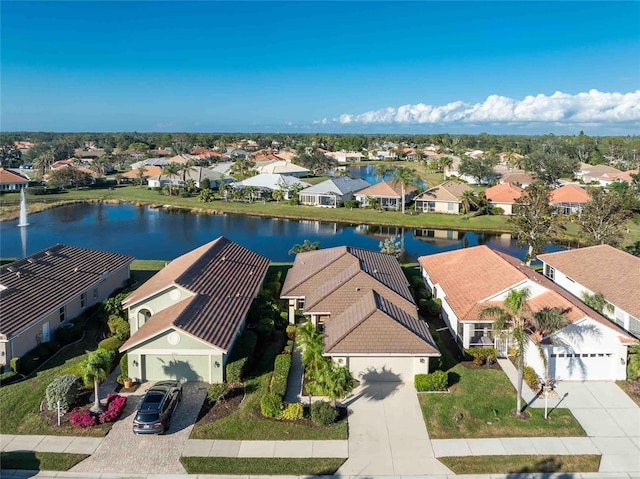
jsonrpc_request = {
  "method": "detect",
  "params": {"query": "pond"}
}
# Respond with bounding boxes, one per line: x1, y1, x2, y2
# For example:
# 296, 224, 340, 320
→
0, 203, 564, 262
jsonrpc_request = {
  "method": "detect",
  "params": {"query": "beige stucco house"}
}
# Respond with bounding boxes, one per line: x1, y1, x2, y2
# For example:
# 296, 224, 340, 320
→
414, 181, 473, 214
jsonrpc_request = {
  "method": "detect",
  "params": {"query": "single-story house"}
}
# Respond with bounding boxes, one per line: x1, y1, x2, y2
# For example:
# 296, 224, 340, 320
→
147, 166, 225, 189
253, 160, 310, 178
0, 168, 29, 191
232, 173, 310, 200
538, 245, 640, 338
485, 182, 524, 215
327, 151, 365, 163
0, 244, 134, 366
121, 166, 163, 184
354, 180, 418, 210
281, 246, 440, 382
577, 164, 622, 184
549, 184, 590, 215
120, 237, 269, 384
298, 177, 371, 208
419, 246, 636, 381
500, 171, 537, 188
414, 181, 473, 214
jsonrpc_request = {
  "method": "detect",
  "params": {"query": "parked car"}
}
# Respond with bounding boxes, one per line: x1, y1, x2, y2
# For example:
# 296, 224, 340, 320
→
132, 380, 182, 434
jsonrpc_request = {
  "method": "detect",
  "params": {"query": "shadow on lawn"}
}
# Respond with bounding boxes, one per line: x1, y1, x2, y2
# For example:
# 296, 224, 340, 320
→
506, 456, 572, 476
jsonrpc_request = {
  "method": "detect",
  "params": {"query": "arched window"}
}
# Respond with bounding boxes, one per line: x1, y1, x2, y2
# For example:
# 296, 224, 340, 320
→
137, 308, 152, 328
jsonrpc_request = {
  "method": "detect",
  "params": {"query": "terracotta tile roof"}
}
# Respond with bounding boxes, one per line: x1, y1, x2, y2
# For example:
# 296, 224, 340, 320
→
486, 183, 524, 203
324, 291, 439, 355
355, 180, 417, 198
538, 245, 640, 319
121, 166, 163, 179
0, 168, 29, 184
415, 181, 472, 202
550, 184, 590, 204
609, 170, 639, 184
121, 237, 269, 352
0, 245, 134, 339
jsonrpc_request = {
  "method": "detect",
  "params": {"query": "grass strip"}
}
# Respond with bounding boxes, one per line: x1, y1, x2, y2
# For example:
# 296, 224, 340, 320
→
0, 452, 89, 471
440, 454, 601, 474
180, 457, 345, 475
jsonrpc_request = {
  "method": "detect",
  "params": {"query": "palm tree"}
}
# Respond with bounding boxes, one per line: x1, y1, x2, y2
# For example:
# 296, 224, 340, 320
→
136, 166, 147, 187
440, 156, 454, 180
296, 321, 326, 378
80, 348, 115, 413
313, 363, 355, 406
460, 190, 480, 216
272, 189, 285, 203
390, 166, 419, 214
374, 164, 391, 182
581, 292, 614, 316
162, 163, 180, 195
34, 147, 56, 176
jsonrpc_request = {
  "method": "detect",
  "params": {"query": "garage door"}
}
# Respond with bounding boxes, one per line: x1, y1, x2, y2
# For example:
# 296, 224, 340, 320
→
347, 357, 414, 383
142, 354, 209, 382
549, 353, 615, 381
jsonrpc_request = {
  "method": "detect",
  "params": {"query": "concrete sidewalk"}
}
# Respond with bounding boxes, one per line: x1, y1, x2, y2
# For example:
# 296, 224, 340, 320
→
0, 435, 103, 455
183, 439, 348, 458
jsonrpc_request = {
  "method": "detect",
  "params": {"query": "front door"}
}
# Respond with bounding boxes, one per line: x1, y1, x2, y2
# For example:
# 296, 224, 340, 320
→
42, 322, 50, 342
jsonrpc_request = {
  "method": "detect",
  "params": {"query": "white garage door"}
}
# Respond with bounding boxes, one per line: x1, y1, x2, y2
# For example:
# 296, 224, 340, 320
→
347, 356, 414, 383
142, 354, 209, 382
549, 353, 615, 381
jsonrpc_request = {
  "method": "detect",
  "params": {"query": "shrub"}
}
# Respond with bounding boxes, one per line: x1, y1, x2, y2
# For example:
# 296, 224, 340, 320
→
107, 315, 130, 341
465, 347, 498, 366
488, 206, 505, 215
260, 392, 283, 418
286, 325, 297, 340
523, 365, 539, 390
257, 317, 275, 336
55, 323, 83, 345
270, 354, 292, 397
344, 199, 360, 209
10, 357, 20, 374
225, 330, 258, 383
116, 354, 129, 385
415, 371, 448, 392
284, 339, 294, 355
207, 383, 229, 404
311, 400, 338, 425
99, 394, 127, 424
281, 403, 304, 420
46, 374, 82, 413
70, 408, 97, 428
98, 336, 125, 351
422, 297, 442, 317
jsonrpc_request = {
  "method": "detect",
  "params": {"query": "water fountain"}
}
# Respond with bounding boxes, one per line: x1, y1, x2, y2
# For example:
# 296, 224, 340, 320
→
17, 188, 29, 227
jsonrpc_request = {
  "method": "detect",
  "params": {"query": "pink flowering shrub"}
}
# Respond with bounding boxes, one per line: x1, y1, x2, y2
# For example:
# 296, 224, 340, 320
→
99, 394, 127, 424
70, 408, 97, 428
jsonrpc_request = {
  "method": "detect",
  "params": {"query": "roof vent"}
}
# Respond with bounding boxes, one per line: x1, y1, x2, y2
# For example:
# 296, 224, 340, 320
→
73, 267, 79, 273
7, 266, 16, 273
221, 256, 226, 262
373, 268, 378, 274
27, 258, 36, 264
355, 287, 361, 292
15, 272, 21, 278
45, 251, 53, 256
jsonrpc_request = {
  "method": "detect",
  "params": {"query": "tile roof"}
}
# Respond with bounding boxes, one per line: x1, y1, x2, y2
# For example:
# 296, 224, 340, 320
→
299, 177, 371, 195
486, 183, 525, 203
233, 173, 309, 190
0, 245, 134, 339
354, 180, 417, 198
550, 184, 590, 204
121, 166, 163, 179
324, 291, 439, 355
537, 245, 640, 319
415, 181, 472, 202
580, 164, 622, 176
0, 168, 29, 184
121, 237, 269, 352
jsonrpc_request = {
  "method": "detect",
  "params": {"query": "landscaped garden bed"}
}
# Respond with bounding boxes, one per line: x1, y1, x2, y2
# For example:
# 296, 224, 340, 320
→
439, 454, 600, 474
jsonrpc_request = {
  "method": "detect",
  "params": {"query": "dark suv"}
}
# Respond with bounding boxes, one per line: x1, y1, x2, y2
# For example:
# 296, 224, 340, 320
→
132, 381, 182, 434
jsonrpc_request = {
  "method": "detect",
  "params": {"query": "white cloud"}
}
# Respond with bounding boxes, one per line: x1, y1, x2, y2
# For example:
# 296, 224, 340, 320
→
329, 90, 640, 125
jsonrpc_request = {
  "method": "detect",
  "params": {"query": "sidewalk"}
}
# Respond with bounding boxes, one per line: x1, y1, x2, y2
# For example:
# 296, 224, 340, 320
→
183, 439, 348, 458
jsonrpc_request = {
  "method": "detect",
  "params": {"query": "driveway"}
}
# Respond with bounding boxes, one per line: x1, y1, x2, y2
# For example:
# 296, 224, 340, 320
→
71, 382, 208, 475
337, 381, 452, 476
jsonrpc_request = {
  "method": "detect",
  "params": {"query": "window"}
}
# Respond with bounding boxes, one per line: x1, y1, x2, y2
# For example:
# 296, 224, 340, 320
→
544, 264, 555, 281
93, 288, 99, 300
81, 293, 86, 308
447, 202, 454, 212
59, 306, 66, 323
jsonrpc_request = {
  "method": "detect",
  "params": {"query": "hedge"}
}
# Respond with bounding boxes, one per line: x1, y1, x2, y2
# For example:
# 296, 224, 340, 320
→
117, 353, 129, 385
260, 392, 283, 418
270, 353, 292, 397
46, 374, 82, 413
415, 370, 448, 392
225, 330, 258, 383
465, 347, 498, 366
523, 365, 539, 390
98, 336, 125, 351
311, 400, 338, 425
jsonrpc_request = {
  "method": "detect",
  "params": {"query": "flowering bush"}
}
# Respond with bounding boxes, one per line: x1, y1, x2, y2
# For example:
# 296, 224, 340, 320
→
70, 408, 97, 428
99, 394, 127, 424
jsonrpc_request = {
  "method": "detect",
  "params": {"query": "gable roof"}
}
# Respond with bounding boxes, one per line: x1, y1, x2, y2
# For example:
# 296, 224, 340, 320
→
550, 184, 590, 204
323, 291, 439, 355
254, 160, 310, 175
121, 166, 163, 179
355, 180, 417, 198
580, 164, 622, 176
415, 181, 472, 202
537, 245, 640, 319
0, 168, 29, 184
299, 177, 371, 195
486, 183, 525, 203
121, 237, 269, 352
501, 172, 537, 185
0, 245, 134, 339
233, 173, 309, 190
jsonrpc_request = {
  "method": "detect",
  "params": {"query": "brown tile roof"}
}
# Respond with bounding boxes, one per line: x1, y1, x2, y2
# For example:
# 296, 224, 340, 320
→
580, 164, 621, 176
550, 185, 590, 204
415, 181, 472, 202
537, 245, 640, 319
0, 245, 134, 339
0, 168, 29, 184
324, 291, 439, 355
355, 180, 417, 198
121, 166, 163, 179
121, 237, 269, 352
486, 183, 524, 203
501, 172, 537, 184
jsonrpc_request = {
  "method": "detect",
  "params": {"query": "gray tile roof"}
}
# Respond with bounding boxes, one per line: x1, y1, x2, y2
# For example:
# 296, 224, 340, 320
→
299, 176, 370, 195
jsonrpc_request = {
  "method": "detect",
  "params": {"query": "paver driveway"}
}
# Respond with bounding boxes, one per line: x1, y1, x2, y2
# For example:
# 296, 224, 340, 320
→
71, 382, 208, 475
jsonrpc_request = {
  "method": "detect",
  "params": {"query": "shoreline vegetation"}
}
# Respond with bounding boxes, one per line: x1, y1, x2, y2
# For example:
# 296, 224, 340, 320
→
0, 184, 638, 248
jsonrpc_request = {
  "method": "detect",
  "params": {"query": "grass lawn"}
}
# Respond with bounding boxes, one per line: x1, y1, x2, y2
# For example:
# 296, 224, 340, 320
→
440, 454, 600, 474
181, 457, 345, 475
419, 363, 585, 439
616, 380, 640, 407
0, 452, 89, 471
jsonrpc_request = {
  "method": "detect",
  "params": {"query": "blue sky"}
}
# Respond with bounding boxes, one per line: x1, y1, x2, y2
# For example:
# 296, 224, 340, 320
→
2, 1, 639, 134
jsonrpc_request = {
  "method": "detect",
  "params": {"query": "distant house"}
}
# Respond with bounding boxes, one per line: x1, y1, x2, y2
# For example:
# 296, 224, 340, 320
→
485, 183, 524, 215
298, 177, 371, 208
147, 166, 225, 189
538, 245, 640, 339
121, 166, 163, 184
549, 184, 590, 215
414, 181, 473, 214
500, 171, 537, 188
369, 150, 397, 161
419, 246, 636, 381
327, 151, 365, 163
577, 164, 622, 185
0, 245, 134, 366
232, 173, 310, 200
0, 168, 29, 191
254, 160, 310, 178
120, 237, 269, 383
281, 246, 440, 382
354, 180, 418, 210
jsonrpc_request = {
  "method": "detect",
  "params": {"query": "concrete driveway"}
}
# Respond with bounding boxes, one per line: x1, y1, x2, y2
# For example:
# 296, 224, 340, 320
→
71, 382, 208, 475
337, 381, 452, 476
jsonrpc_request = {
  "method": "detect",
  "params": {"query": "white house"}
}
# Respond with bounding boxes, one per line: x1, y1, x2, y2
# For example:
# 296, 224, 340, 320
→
327, 151, 365, 163
232, 173, 310, 200
419, 246, 636, 381
298, 177, 370, 208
